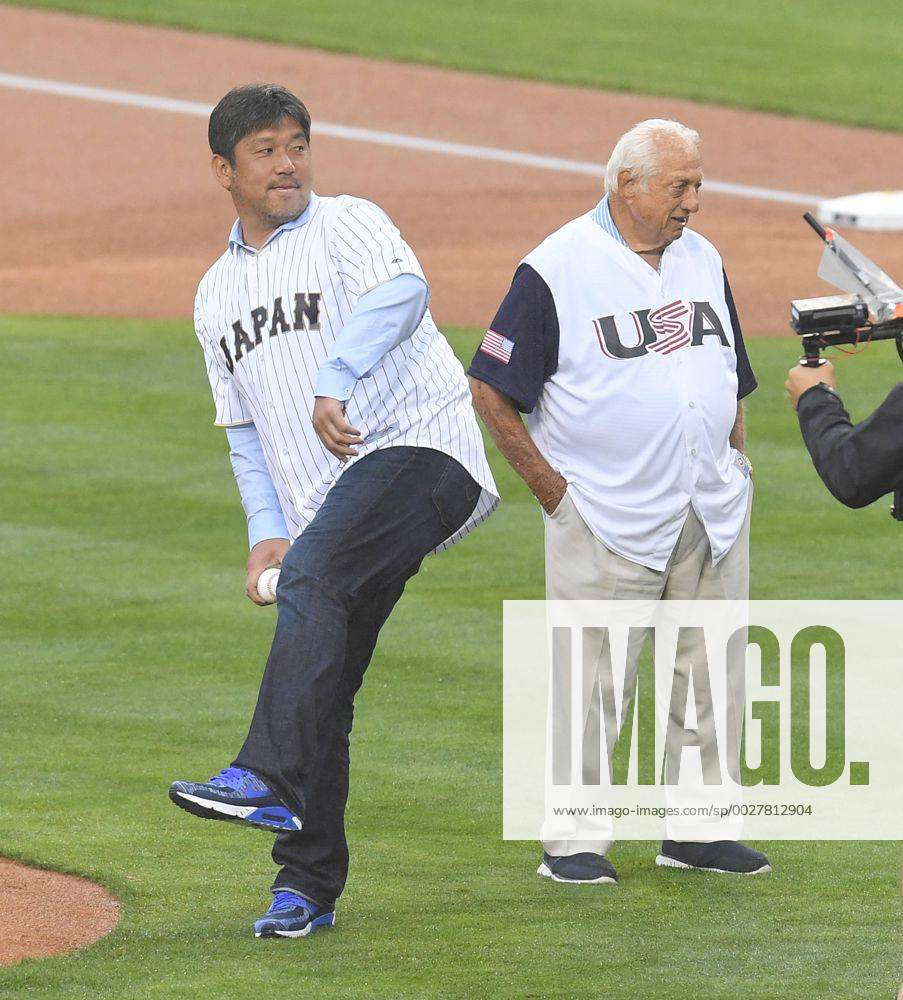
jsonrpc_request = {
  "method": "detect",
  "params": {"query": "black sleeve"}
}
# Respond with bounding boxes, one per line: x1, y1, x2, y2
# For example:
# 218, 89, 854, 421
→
466, 263, 559, 414
797, 381, 903, 508
723, 269, 757, 400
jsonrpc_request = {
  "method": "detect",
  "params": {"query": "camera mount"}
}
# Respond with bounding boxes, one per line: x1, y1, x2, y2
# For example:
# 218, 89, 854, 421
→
791, 214, 903, 367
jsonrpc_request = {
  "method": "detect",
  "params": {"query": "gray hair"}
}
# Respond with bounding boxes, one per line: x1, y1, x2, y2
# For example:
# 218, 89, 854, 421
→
604, 119, 700, 194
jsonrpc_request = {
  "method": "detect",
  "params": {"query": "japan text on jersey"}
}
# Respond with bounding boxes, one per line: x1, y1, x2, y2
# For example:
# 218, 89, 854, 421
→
218, 292, 322, 373
193, 191, 498, 548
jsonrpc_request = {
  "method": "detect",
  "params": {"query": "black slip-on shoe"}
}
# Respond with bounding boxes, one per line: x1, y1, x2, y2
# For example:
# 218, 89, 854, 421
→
656, 840, 771, 875
537, 851, 618, 884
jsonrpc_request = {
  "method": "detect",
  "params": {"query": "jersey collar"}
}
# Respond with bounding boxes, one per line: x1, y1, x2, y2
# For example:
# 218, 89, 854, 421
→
592, 194, 629, 247
594, 193, 683, 270
228, 191, 319, 253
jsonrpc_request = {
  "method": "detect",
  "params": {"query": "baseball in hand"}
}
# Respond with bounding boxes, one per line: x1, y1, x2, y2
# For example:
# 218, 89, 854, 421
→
256, 567, 281, 605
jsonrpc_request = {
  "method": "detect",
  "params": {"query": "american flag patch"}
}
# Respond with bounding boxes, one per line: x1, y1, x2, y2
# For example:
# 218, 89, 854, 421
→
479, 329, 515, 364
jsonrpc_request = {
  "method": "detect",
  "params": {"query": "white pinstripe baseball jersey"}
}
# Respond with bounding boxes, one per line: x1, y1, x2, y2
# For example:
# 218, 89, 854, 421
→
194, 191, 498, 548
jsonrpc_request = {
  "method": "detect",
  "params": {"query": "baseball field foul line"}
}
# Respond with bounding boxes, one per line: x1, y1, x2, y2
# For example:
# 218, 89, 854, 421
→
0, 71, 822, 207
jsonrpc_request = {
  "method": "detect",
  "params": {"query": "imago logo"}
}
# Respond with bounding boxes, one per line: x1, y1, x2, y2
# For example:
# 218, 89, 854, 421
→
594, 299, 728, 360
549, 624, 867, 789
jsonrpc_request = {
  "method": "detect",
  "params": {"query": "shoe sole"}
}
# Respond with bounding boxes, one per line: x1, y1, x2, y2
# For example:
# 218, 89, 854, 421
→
168, 788, 302, 832
537, 862, 618, 885
655, 854, 772, 875
254, 913, 336, 939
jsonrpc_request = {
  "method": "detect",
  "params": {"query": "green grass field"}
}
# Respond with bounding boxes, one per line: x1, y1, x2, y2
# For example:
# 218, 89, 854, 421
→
7, 0, 903, 131
1, 315, 901, 998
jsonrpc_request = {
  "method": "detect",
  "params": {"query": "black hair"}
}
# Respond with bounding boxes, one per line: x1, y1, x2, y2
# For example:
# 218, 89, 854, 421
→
208, 84, 311, 163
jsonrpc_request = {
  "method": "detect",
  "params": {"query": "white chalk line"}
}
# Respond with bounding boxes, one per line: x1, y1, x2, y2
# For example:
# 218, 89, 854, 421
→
0, 71, 823, 207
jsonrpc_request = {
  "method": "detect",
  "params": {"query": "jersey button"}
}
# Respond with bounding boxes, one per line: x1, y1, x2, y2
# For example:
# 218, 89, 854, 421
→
690, 448, 698, 457
688, 401, 696, 408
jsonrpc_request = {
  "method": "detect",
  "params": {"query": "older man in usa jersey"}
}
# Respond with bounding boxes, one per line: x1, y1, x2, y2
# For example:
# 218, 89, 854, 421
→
469, 119, 770, 886
168, 85, 497, 938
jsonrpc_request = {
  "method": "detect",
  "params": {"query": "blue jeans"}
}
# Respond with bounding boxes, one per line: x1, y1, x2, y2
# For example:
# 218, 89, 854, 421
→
233, 446, 480, 907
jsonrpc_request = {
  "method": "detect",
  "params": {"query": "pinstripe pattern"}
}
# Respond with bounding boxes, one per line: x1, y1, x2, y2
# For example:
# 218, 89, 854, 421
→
194, 192, 498, 550
592, 195, 629, 247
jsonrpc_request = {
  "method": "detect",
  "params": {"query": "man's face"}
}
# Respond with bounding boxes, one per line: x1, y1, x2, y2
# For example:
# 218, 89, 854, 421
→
621, 140, 703, 248
214, 118, 313, 232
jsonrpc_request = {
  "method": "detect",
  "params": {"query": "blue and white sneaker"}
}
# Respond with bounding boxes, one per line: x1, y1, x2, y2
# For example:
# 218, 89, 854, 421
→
168, 766, 302, 832
253, 890, 336, 939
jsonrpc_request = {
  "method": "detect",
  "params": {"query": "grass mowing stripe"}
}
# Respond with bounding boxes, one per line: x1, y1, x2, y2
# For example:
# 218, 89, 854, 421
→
0, 314, 900, 998
5, 0, 903, 131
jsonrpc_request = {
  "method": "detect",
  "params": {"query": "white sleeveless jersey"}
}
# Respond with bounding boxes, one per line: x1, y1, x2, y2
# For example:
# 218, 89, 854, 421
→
523, 213, 751, 570
194, 192, 497, 549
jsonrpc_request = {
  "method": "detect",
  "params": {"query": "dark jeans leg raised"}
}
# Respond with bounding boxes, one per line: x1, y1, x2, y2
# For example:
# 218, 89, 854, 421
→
231, 447, 480, 906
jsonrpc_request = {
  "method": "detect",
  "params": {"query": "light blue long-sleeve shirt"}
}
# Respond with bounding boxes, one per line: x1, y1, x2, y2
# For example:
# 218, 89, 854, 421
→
315, 272, 428, 400
226, 271, 429, 548
227, 422, 289, 546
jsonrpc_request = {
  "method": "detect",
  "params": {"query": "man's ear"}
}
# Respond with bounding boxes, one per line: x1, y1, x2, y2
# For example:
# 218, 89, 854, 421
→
617, 168, 636, 201
212, 154, 233, 192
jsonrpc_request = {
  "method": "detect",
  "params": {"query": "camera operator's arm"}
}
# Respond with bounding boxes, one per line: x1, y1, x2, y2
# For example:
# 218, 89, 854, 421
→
790, 369, 903, 507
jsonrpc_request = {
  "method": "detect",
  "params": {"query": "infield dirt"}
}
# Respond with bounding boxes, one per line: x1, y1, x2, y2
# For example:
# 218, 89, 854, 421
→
3, 4, 903, 334
0, 859, 119, 965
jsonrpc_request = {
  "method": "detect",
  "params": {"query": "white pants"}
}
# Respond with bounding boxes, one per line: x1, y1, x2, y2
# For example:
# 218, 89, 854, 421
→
541, 490, 751, 857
